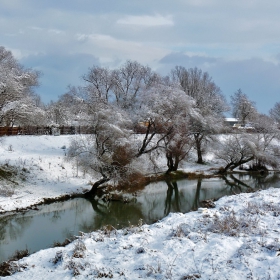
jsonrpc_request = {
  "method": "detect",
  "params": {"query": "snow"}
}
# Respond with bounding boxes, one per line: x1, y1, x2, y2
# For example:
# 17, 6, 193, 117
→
1, 135, 280, 279
0, 135, 92, 213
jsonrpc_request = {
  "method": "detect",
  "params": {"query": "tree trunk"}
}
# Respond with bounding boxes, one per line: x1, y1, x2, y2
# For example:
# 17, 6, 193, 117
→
194, 134, 203, 164
221, 156, 254, 173
166, 153, 180, 174
84, 177, 110, 197
166, 152, 174, 174
173, 155, 179, 171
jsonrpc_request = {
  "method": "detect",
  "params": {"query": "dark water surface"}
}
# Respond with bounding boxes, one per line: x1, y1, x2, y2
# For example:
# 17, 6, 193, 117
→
0, 172, 279, 262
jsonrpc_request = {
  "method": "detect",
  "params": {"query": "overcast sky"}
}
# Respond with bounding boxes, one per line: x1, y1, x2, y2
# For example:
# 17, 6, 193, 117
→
1, 0, 280, 113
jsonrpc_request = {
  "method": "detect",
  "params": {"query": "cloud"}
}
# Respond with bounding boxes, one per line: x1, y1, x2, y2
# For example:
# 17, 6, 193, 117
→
117, 14, 174, 26
75, 33, 169, 65
158, 52, 280, 114
159, 52, 220, 68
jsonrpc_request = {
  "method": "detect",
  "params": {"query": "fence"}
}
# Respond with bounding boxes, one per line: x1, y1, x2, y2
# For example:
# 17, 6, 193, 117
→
0, 126, 95, 137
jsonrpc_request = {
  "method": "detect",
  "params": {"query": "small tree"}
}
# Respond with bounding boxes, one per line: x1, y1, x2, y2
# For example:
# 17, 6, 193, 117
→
231, 89, 257, 126
215, 134, 255, 172
250, 113, 280, 169
215, 115, 280, 172
67, 103, 135, 195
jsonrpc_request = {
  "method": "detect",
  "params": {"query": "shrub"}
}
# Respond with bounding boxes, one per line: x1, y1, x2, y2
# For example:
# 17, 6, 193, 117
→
0, 249, 29, 276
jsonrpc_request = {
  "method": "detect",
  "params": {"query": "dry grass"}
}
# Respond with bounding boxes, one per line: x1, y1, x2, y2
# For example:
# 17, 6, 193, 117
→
72, 240, 86, 258
0, 249, 29, 277
209, 211, 260, 236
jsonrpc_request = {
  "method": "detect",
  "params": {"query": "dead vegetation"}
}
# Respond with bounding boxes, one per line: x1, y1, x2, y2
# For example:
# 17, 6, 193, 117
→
0, 249, 29, 277
0, 163, 30, 197
209, 211, 260, 236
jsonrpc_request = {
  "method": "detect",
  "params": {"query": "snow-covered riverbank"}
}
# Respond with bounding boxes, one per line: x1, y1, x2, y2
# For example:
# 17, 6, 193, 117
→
3, 187, 280, 279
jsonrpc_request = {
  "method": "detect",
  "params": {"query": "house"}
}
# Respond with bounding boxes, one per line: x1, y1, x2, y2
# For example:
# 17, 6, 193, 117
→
225, 118, 239, 127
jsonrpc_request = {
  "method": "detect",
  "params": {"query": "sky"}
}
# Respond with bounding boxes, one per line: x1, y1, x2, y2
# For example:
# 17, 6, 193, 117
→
1, 0, 280, 114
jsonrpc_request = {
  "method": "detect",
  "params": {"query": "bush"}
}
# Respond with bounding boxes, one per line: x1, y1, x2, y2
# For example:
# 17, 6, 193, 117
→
0, 249, 29, 276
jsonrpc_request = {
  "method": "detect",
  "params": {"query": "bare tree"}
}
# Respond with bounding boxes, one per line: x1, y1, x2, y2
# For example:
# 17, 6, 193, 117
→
231, 89, 257, 126
269, 101, 280, 126
82, 66, 114, 103
112, 60, 159, 111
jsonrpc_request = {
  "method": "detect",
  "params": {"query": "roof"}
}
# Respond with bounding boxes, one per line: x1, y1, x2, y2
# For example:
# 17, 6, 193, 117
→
225, 118, 239, 122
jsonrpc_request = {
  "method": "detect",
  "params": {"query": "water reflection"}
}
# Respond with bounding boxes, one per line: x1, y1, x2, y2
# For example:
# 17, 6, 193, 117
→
0, 172, 279, 262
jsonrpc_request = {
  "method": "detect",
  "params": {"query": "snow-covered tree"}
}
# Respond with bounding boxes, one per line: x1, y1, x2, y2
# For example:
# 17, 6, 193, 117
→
170, 66, 228, 163
46, 87, 89, 126
250, 113, 280, 169
231, 89, 257, 126
1, 95, 46, 126
163, 121, 193, 173
216, 115, 280, 172
133, 83, 198, 158
215, 134, 255, 172
0, 46, 40, 126
67, 102, 136, 195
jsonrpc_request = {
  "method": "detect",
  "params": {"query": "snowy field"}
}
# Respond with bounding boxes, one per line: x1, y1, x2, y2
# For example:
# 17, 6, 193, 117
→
0, 135, 93, 213
3, 188, 280, 279
1, 135, 280, 279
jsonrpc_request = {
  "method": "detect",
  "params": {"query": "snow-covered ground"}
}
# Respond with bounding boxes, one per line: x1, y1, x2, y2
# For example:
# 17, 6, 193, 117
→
1, 135, 280, 279
0, 135, 93, 213
3, 187, 280, 279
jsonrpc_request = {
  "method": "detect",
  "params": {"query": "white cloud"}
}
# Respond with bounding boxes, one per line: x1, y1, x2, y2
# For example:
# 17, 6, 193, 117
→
48, 29, 63, 35
117, 14, 174, 27
75, 33, 169, 66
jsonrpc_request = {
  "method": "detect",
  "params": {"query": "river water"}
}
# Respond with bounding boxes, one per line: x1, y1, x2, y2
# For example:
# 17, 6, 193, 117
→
0, 172, 279, 262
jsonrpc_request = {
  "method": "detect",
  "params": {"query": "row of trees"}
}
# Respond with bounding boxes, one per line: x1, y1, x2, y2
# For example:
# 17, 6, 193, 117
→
1, 46, 280, 191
